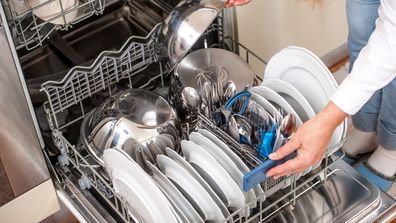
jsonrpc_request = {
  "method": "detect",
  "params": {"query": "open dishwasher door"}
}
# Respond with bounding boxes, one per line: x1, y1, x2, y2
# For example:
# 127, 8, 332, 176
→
266, 159, 396, 223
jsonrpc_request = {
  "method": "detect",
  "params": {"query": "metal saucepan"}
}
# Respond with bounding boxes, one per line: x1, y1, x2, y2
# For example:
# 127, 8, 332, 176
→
157, 0, 227, 70
81, 89, 180, 167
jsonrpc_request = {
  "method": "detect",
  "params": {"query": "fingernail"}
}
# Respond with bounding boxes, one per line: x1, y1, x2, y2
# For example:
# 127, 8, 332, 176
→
269, 153, 276, 159
273, 176, 279, 180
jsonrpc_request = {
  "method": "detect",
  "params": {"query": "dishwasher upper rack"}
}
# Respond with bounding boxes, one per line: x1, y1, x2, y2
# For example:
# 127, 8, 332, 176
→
2, 0, 105, 50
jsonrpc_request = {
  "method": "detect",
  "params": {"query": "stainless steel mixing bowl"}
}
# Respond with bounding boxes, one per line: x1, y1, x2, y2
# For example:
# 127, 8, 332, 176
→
81, 89, 180, 167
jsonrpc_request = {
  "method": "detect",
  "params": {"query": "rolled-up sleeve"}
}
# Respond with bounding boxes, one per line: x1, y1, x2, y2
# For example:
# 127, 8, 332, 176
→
332, 0, 396, 115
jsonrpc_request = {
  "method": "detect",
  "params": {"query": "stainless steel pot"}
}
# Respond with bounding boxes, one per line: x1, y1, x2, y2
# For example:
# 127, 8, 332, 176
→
170, 48, 255, 124
81, 89, 180, 167
157, 0, 226, 70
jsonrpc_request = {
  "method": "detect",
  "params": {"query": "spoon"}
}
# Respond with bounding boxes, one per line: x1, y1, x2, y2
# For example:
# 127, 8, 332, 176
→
228, 114, 252, 145
246, 100, 270, 131
280, 114, 297, 139
201, 81, 213, 115
223, 81, 237, 103
182, 87, 202, 111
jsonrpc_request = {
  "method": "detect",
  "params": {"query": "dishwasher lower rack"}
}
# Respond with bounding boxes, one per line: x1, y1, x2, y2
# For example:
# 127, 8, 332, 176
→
50, 113, 344, 223
38, 15, 344, 222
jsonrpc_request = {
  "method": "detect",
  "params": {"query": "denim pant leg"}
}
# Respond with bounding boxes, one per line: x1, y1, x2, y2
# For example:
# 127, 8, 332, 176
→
377, 79, 396, 150
346, 0, 380, 70
347, 0, 382, 132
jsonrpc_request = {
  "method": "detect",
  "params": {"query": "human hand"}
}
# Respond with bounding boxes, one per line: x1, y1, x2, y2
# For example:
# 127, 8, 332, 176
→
266, 102, 347, 179
225, 0, 252, 8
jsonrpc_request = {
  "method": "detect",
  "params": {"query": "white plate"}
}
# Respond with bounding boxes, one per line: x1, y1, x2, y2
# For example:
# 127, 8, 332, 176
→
103, 149, 177, 223
189, 132, 257, 210
196, 129, 265, 197
181, 140, 246, 211
250, 92, 281, 122
251, 86, 303, 126
261, 79, 315, 122
251, 87, 306, 178
287, 46, 338, 88
147, 162, 204, 223
264, 46, 346, 153
264, 46, 337, 112
165, 148, 231, 218
157, 155, 225, 222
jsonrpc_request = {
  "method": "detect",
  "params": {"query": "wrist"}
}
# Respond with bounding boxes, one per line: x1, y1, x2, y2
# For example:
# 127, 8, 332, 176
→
316, 102, 348, 130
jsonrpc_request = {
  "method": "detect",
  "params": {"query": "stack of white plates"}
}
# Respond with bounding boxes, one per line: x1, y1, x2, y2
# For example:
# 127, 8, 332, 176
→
254, 46, 347, 166
103, 129, 263, 222
103, 149, 179, 223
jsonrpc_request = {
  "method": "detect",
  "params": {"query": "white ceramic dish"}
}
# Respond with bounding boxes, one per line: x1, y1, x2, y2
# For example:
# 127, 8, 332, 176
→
181, 140, 246, 211
261, 79, 315, 122
189, 132, 257, 210
165, 148, 231, 218
263, 46, 346, 153
157, 155, 225, 222
147, 162, 204, 223
30, 0, 79, 25
250, 86, 302, 126
287, 46, 339, 88
297, 45, 351, 144
103, 149, 178, 223
196, 129, 265, 197
250, 92, 281, 123
264, 46, 336, 112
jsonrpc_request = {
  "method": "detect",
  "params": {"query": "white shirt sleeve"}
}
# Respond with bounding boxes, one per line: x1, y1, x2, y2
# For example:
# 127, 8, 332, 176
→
331, 0, 396, 115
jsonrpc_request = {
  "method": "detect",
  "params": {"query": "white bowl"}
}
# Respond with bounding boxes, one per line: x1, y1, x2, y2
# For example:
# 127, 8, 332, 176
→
30, 0, 79, 25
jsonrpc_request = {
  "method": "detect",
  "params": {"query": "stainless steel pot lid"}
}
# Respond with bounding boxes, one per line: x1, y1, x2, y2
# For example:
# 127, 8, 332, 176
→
158, 0, 226, 70
175, 48, 255, 92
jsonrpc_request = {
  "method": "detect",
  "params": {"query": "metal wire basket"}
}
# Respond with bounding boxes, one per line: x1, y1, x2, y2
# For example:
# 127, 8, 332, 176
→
2, 0, 104, 50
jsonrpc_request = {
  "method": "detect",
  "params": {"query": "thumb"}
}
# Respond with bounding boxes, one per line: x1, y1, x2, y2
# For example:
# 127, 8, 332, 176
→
269, 137, 299, 160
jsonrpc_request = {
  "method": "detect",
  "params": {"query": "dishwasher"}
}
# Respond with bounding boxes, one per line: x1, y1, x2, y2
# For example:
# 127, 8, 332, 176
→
0, 0, 395, 222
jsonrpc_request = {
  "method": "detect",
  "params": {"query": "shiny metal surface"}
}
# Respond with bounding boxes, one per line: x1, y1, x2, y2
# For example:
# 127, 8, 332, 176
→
182, 86, 202, 111
157, 0, 226, 69
174, 48, 255, 93
280, 114, 297, 138
81, 89, 179, 167
268, 160, 395, 223
0, 22, 50, 197
223, 81, 237, 103
228, 114, 252, 144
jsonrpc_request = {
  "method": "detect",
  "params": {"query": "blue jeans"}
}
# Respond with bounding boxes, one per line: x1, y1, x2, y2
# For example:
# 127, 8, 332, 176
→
347, 0, 396, 150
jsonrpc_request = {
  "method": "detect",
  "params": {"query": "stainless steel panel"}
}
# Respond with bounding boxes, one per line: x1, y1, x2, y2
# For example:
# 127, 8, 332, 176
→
0, 24, 50, 196
271, 160, 395, 223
